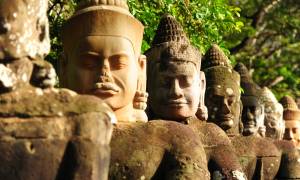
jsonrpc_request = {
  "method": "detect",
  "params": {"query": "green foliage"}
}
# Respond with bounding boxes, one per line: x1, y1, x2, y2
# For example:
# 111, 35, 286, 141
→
228, 0, 300, 98
128, 0, 242, 53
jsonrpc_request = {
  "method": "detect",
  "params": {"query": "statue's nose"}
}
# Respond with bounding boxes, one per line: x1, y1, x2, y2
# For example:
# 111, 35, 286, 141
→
98, 59, 113, 82
169, 80, 183, 98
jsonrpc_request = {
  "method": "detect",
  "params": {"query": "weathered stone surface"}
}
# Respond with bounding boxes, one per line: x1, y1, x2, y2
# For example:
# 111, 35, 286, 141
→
0, 64, 17, 92
0, 0, 114, 179
204, 44, 284, 179
0, 0, 50, 60
30, 59, 56, 89
0, 87, 114, 180
110, 120, 210, 179
277, 148, 300, 179
260, 87, 284, 140
185, 117, 244, 179
231, 136, 282, 179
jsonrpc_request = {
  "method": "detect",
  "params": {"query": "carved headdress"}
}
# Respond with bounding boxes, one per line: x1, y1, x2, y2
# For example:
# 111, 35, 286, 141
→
261, 87, 283, 114
280, 95, 300, 120
203, 44, 240, 95
62, 0, 144, 56
234, 62, 261, 97
202, 44, 231, 69
145, 14, 201, 71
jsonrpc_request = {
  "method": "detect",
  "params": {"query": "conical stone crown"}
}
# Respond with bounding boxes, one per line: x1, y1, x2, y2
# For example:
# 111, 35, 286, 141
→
77, 0, 129, 10
281, 95, 299, 110
234, 62, 261, 96
234, 62, 250, 80
152, 14, 189, 45
261, 87, 278, 105
202, 44, 231, 70
280, 95, 300, 120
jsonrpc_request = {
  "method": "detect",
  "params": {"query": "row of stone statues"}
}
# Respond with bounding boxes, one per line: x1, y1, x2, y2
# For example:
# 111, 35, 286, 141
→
0, 0, 299, 179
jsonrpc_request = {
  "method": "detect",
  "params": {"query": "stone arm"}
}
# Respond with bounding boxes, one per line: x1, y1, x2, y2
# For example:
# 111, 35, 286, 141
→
59, 112, 112, 180
152, 122, 210, 180
197, 123, 247, 180
274, 140, 300, 179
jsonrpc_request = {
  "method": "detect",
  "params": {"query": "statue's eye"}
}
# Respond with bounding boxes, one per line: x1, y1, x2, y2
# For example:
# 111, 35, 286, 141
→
110, 55, 129, 70
80, 54, 99, 70
292, 128, 299, 134
179, 76, 194, 88
159, 76, 172, 87
227, 96, 235, 105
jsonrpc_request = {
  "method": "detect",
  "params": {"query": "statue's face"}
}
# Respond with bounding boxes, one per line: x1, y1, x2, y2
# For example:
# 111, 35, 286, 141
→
150, 62, 201, 121
65, 36, 140, 110
241, 96, 264, 136
264, 104, 284, 139
206, 85, 241, 130
283, 120, 300, 147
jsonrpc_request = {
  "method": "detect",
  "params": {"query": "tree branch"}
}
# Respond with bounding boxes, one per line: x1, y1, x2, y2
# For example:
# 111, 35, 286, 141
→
230, 0, 282, 54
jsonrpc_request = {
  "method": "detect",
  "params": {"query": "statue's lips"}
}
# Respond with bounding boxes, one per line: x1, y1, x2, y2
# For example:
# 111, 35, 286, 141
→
165, 100, 188, 107
92, 83, 120, 96
219, 115, 234, 121
244, 121, 255, 128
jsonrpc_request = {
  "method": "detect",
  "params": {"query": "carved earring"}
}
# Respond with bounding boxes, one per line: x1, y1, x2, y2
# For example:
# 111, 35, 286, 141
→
196, 105, 208, 121
132, 59, 148, 122
133, 90, 148, 111
196, 71, 208, 121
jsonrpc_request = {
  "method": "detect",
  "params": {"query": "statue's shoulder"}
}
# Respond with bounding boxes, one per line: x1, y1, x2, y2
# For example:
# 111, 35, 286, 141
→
233, 136, 281, 157
0, 87, 112, 117
198, 121, 231, 146
273, 139, 296, 153
277, 148, 300, 179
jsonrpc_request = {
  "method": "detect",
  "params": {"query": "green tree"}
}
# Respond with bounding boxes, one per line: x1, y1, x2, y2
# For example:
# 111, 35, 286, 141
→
227, 0, 300, 98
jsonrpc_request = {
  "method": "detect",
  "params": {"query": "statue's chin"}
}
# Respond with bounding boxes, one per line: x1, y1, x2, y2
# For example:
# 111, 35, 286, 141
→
243, 128, 255, 136
219, 119, 234, 130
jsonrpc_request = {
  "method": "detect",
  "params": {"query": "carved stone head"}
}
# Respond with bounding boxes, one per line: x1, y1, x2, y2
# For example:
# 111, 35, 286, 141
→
280, 95, 300, 147
0, 0, 50, 60
61, 0, 146, 122
203, 45, 241, 135
260, 87, 284, 139
146, 14, 202, 121
0, 0, 50, 92
234, 63, 265, 137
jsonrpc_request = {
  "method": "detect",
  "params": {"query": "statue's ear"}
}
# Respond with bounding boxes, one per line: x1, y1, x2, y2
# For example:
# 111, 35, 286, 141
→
58, 52, 68, 88
133, 55, 148, 122
137, 55, 147, 92
239, 100, 244, 134
199, 71, 206, 105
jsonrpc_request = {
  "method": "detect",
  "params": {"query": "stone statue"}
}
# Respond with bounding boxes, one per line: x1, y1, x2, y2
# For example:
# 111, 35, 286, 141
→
146, 14, 246, 180
0, 0, 114, 179
277, 95, 300, 179
260, 87, 285, 140
280, 95, 300, 148
203, 45, 282, 179
234, 63, 265, 137
61, 1, 210, 179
